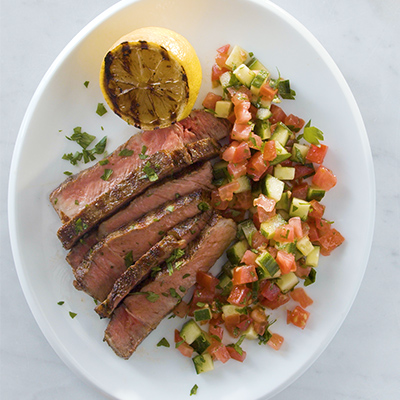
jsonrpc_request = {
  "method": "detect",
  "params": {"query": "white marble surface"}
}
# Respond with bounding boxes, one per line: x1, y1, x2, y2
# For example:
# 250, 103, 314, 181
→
1, 0, 399, 399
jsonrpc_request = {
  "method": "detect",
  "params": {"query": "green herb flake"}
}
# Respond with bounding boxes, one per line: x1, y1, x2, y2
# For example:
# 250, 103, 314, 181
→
124, 251, 134, 267
75, 218, 88, 234
302, 121, 324, 145
139, 145, 148, 160
197, 202, 210, 212
83, 81, 89, 88
179, 286, 186, 292
157, 337, 170, 348
96, 103, 108, 116
166, 205, 175, 213
158, 230, 165, 236
183, 273, 191, 279
143, 162, 159, 182
169, 288, 181, 300
93, 136, 107, 154
57, 301, 64, 306
99, 159, 109, 166
175, 339, 185, 348
69, 311, 77, 319
190, 384, 198, 396
64, 171, 73, 176
119, 149, 134, 157
54, 198, 58, 205
196, 302, 205, 308
67, 127, 96, 149
100, 168, 113, 181
304, 268, 317, 286
145, 291, 159, 302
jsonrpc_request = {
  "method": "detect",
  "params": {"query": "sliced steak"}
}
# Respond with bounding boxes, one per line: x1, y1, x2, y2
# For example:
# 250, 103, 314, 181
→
95, 211, 212, 318
104, 213, 237, 359
57, 138, 220, 249
98, 161, 214, 238
66, 161, 214, 270
73, 190, 211, 301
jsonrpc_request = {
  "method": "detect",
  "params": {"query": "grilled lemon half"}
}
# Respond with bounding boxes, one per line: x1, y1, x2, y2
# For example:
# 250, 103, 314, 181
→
100, 27, 202, 130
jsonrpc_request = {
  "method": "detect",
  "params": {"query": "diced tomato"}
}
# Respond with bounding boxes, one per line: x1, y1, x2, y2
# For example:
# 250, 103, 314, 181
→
284, 114, 305, 132
228, 161, 247, 179
191, 285, 215, 305
232, 265, 258, 285
229, 86, 252, 103
260, 292, 290, 310
216, 44, 230, 54
260, 281, 280, 302
209, 322, 224, 341
307, 219, 320, 242
315, 218, 332, 236
291, 182, 309, 200
267, 246, 278, 258
211, 189, 229, 210
226, 345, 247, 362
256, 206, 276, 223
254, 193, 276, 213
215, 52, 229, 69
227, 285, 251, 307
269, 105, 287, 124
218, 180, 240, 201
174, 329, 183, 343
211, 64, 229, 84
224, 314, 241, 338
253, 321, 267, 336
233, 142, 252, 163
287, 306, 310, 329
306, 144, 328, 164
174, 329, 194, 357
260, 82, 278, 101
231, 123, 252, 141
202, 92, 223, 110
247, 133, 263, 150
288, 217, 303, 239
290, 288, 314, 308
220, 208, 246, 222
295, 264, 311, 278
251, 230, 269, 249
309, 199, 325, 220
231, 191, 253, 210
196, 271, 219, 293
276, 250, 296, 274
208, 340, 231, 363
234, 101, 252, 124
318, 228, 345, 254
274, 225, 295, 243
236, 316, 252, 332
173, 300, 189, 318
249, 104, 258, 119
294, 164, 315, 180
241, 250, 258, 266
247, 151, 269, 181
263, 140, 277, 161
312, 165, 337, 191
250, 307, 268, 324
267, 333, 284, 350
222, 141, 239, 162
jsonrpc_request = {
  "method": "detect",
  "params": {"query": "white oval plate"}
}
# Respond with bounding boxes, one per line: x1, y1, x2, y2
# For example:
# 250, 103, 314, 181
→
8, 0, 375, 399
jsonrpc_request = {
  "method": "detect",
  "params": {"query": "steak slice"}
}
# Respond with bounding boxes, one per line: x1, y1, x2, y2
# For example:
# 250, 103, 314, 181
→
104, 213, 237, 359
73, 190, 211, 301
95, 211, 212, 318
57, 138, 220, 249
66, 161, 214, 270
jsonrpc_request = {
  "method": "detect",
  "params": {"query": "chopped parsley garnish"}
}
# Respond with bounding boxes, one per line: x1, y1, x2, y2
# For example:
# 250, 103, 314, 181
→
83, 80, 89, 88
228, 334, 246, 355
190, 384, 198, 396
179, 286, 186, 292
131, 291, 159, 302
69, 311, 77, 319
66, 127, 95, 149
298, 120, 324, 145
151, 266, 161, 277
197, 202, 210, 212
166, 249, 185, 275
169, 288, 181, 300
74, 200, 79, 205
64, 171, 73, 176
96, 102, 108, 116
57, 301, 64, 306
124, 251, 134, 267
166, 205, 175, 213
304, 268, 317, 286
100, 168, 113, 181
157, 337, 170, 348
139, 145, 148, 160
75, 218, 88, 234
99, 159, 109, 166
183, 273, 191, 279
119, 149, 134, 157
142, 162, 158, 182
277, 79, 296, 99
93, 136, 107, 154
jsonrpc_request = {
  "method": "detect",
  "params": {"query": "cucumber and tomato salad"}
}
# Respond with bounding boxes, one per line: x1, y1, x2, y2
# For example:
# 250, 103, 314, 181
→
174, 44, 345, 374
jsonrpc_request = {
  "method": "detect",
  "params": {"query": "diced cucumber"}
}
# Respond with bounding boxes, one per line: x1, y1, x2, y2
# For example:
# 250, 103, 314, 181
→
233, 175, 251, 194
276, 272, 299, 293
214, 100, 233, 119
306, 245, 320, 268
250, 70, 269, 95
291, 143, 309, 164
254, 120, 271, 140
269, 141, 291, 165
193, 353, 214, 374
226, 239, 249, 265
296, 236, 314, 256
225, 45, 249, 70
180, 319, 202, 345
273, 165, 295, 181
237, 219, 257, 246
256, 107, 272, 120
194, 307, 212, 322
246, 57, 269, 72
271, 122, 291, 146
221, 260, 235, 278
222, 304, 244, 318
259, 214, 286, 239
243, 323, 258, 340
275, 191, 291, 211
233, 64, 255, 87
275, 241, 296, 254
212, 160, 229, 182
261, 174, 285, 202
307, 186, 326, 201
289, 197, 311, 221
256, 250, 280, 278
219, 71, 232, 88
217, 272, 232, 288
